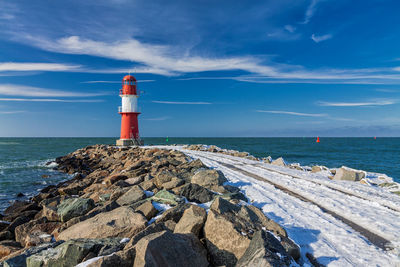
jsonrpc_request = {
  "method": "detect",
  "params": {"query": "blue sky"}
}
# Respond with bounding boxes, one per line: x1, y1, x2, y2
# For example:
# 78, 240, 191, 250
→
0, 0, 400, 137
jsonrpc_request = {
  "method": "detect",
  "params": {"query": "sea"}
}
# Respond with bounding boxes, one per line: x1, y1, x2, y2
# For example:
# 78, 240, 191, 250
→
0, 137, 399, 212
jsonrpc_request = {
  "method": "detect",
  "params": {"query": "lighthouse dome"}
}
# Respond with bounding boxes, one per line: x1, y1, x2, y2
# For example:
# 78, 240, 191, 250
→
123, 75, 136, 81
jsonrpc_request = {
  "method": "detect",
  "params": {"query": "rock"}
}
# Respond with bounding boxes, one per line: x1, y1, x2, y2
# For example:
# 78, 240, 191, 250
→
0, 221, 10, 232
333, 167, 365, 181
311, 166, 322, 173
204, 207, 250, 266
3, 201, 40, 217
26, 238, 124, 267
263, 156, 272, 164
124, 176, 143, 186
6, 216, 32, 234
57, 197, 95, 222
174, 205, 206, 236
151, 190, 184, 206
116, 186, 146, 206
139, 180, 155, 191
155, 203, 192, 224
104, 174, 127, 186
0, 231, 13, 241
162, 177, 185, 190
15, 218, 61, 247
271, 157, 286, 167
236, 230, 291, 267
280, 236, 301, 261
178, 183, 215, 203
84, 248, 136, 267
16, 193, 25, 198
191, 169, 227, 189
204, 198, 288, 266
135, 201, 157, 220
1, 241, 63, 267
133, 231, 208, 267
125, 221, 172, 249
0, 240, 21, 260
154, 170, 177, 188
57, 207, 147, 240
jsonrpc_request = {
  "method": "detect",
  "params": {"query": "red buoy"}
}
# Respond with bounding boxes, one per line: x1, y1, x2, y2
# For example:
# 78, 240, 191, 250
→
116, 75, 143, 146
316, 137, 320, 143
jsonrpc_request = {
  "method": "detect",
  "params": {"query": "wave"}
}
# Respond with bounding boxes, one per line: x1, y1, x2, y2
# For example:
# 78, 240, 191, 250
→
0, 142, 20, 145
0, 159, 55, 171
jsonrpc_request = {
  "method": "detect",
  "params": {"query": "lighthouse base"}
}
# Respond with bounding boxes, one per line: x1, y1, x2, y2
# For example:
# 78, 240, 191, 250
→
116, 138, 144, 147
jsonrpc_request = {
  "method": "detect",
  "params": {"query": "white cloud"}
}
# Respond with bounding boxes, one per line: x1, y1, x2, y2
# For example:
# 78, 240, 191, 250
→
311, 33, 332, 43
303, 0, 319, 24
284, 25, 296, 33
256, 110, 327, 117
317, 99, 396, 106
152, 101, 212, 105
0, 84, 107, 97
0, 110, 25, 114
143, 116, 171, 121
0, 62, 80, 72
81, 79, 155, 84
0, 98, 103, 102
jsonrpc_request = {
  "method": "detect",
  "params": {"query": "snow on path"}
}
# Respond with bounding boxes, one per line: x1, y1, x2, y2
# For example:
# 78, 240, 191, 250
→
155, 146, 400, 266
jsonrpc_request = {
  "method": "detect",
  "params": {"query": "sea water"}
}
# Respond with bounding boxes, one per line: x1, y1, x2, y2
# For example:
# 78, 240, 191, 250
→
0, 137, 399, 211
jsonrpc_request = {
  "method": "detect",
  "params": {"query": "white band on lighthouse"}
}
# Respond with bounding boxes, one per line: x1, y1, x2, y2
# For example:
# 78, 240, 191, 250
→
121, 95, 138, 113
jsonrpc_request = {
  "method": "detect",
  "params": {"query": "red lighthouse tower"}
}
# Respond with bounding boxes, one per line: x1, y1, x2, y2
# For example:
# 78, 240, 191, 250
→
116, 75, 143, 146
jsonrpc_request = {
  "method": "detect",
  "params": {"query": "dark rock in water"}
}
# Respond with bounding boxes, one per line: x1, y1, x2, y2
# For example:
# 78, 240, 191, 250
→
41, 175, 50, 179
3, 201, 40, 216
178, 183, 215, 204
1, 241, 63, 267
133, 231, 209, 267
236, 230, 291, 267
16, 193, 25, 198
26, 238, 124, 267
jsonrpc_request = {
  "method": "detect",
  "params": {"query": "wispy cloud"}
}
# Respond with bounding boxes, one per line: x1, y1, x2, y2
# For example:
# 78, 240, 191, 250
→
317, 99, 396, 106
143, 116, 171, 121
81, 80, 155, 84
0, 62, 80, 72
311, 33, 332, 43
0, 110, 25, 114
152, 100, 212, 105
0, 84, 107, 97
256, 110, 327, 117
302, 0, 319, 24
284, 25, 296, 33
0, 98, 103, 102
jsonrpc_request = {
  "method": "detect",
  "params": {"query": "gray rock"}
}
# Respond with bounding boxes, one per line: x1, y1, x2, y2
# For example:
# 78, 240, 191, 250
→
116, 186, 146, 206
133, 231, 208, 267
2, 242, 63, 267
151, 190, 184, 206
178, 183, 215, 203
26, 238, 123, 267
134, 201, 157, 220
191, 169, 227, 189
57, 198, 95, 222
333, 167, 365, 181
236, 230, 291, 267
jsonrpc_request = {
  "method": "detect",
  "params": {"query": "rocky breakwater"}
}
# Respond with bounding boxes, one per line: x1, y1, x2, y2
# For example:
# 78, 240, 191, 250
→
0, 145, 300, 267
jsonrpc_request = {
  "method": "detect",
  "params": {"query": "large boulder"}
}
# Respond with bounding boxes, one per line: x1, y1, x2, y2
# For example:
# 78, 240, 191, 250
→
14, 218, 61, 247
333, 167, 365, 181
191, 169, 227, 189
57, 207, 147, 240
133, 231, 208, 267
203, 198, 289, 266
174, 205, 206, 237
26, 238, 124, 267
116, 186, 146, 206
57, 198, 95, 222
1, 241, 63, 267
236, 230, 292, 267
178, 183, 215, 203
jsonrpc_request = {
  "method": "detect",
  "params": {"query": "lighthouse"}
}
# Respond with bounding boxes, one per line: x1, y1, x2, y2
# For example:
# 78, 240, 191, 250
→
116, 75, 143, 146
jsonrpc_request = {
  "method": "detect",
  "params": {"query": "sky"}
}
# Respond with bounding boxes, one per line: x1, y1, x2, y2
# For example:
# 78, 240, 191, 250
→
0, 0, 400, 137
